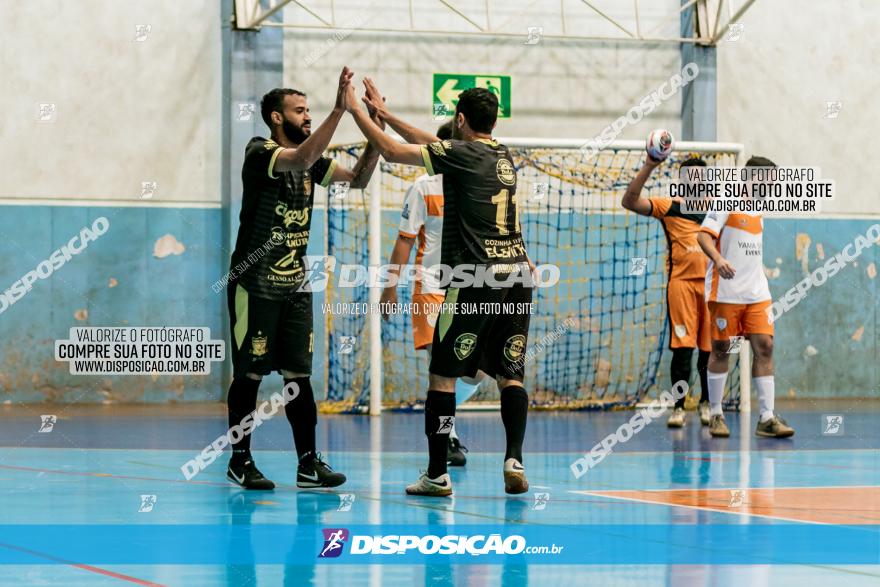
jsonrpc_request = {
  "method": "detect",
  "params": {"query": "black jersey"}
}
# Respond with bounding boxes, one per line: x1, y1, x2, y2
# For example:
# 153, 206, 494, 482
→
419, 138, 527, 268
232, 137, 336, 300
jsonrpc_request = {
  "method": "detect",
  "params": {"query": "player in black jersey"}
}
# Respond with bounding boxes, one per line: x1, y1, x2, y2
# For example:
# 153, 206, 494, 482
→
345, 78, 533, 496
226, 67, 384, 490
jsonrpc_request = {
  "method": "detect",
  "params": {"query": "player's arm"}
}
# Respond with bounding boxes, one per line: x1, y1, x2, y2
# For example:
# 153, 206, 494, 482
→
362, 78, 439, 145
274, 66, 353, 173
697, 230, 736, 279
621, 158, 661, 216
345, 85, 424, 167
324, 98, 386, 189
379, 236, 416, 321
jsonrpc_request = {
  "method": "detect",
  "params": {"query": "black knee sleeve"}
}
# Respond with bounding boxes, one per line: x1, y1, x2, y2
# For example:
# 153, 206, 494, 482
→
697, 350, 710, 402
284, 377, 316, 427
425, 390, 457, 436
670, 348, 694, 386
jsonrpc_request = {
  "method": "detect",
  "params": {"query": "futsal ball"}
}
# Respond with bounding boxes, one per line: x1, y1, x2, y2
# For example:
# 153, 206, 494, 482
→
646, 129, 674, 162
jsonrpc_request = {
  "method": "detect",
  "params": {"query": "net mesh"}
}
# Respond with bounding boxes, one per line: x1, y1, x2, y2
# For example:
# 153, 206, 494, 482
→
320, 143, 741, 413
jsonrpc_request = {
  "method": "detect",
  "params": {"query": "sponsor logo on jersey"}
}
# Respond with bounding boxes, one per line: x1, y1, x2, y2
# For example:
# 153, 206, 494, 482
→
429, 141, 451, 156
503, 334, 526, 362
401, 201, 410, 219
250, 333, 268, 356
496, 158, 516, 186
264, 139, 279, 150
453, 333, 478, 360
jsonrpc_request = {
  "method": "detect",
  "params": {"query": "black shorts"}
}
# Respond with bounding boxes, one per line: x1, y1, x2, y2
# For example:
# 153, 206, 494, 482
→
227, 283, 313, 378
429, 284, 533, 381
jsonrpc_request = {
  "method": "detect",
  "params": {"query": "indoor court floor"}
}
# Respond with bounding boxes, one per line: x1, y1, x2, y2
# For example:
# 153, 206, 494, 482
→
0, 401, 877, 586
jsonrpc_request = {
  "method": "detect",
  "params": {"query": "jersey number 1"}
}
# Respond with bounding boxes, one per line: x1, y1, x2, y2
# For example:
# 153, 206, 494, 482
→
491, 189, 520, 236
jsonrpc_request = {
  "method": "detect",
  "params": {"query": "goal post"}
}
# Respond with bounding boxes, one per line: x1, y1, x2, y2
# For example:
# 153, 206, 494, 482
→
321, 138, 746, 414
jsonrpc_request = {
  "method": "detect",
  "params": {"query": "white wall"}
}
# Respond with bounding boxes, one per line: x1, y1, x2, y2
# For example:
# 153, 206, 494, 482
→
717, 0, 878, 215
0, 0, 222, 203
282, 0, 686, 145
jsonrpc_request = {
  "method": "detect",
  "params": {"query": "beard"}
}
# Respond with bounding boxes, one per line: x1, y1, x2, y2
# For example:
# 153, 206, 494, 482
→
282, 119, 309, 144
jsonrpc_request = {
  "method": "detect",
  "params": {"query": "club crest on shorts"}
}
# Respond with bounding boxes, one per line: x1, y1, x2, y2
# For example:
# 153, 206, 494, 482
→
251, 333, 268, 356
503, 334, 527, 362
674, 324, 687, 338
496, 158, 516, 186
453, 333, 477, 360
715, 318, 727, 331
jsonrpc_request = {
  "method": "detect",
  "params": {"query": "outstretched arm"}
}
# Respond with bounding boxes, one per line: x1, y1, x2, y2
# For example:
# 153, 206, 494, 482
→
345, 84, 424, 167
362, 78, 440, 145
274, 66, 353, 173
621, 158, 660, 216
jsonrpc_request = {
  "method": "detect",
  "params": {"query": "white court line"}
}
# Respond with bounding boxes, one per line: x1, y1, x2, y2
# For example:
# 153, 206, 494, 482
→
568, 487, 880, 526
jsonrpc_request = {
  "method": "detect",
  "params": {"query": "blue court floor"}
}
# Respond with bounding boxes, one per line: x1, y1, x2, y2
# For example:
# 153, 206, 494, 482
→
0, 401, 877, 586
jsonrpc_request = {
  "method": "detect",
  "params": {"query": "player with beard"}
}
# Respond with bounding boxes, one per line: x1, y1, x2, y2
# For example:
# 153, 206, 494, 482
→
226, 67, 384, 489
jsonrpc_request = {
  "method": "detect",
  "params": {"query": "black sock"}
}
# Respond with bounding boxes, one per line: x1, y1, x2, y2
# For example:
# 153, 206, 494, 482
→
227, 377, 261, 459
283, 378, 318, 464
500, 385, 528, 463
670, 348, 694, 409
697, 350, 710, 403
425, 390, 456, 478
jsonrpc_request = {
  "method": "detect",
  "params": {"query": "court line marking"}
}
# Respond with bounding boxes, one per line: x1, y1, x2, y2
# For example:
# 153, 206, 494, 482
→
0, 541, 166, 586
567, 487, 880, 526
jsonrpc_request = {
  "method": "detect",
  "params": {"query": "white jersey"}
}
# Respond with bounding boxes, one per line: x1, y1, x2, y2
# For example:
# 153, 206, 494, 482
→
398, 174, 444, 296
700, 210, 771, 304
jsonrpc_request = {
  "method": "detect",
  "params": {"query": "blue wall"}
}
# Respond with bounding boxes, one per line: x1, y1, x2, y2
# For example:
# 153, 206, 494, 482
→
0, 204, 876, 402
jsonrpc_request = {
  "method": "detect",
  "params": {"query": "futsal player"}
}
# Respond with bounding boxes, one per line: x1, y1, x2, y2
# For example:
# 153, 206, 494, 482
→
347, 78, 533, 496
622, 156, 712, 427
226, 66, 384, 489
696, 156, 794, 438
379, 120, 486, 467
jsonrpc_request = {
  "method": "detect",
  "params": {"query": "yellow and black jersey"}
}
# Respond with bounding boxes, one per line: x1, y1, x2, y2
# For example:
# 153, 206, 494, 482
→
420, 138, 528, 268
232, 136, 336, 299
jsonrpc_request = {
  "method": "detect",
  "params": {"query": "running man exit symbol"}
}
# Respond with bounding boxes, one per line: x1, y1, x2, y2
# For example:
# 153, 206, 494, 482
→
433, 74, 511, 118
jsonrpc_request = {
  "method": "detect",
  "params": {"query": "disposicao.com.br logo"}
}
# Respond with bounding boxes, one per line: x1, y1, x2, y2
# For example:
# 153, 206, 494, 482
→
317, 528, 563, 558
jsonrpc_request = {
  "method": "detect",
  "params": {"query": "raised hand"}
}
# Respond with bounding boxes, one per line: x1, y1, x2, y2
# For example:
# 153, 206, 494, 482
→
334, 66, 354, 111
362, 77, 388, 120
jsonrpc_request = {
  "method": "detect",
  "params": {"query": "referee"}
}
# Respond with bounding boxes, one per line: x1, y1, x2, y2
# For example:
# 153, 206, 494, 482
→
226, 66, 382, 489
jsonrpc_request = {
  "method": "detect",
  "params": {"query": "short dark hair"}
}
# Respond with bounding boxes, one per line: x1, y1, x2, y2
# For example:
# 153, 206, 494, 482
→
260, 88, 306, 127
679, 157, 707, 168
455, 87, 498, 134
436, 121, 454, 141
746, 155, 776, 167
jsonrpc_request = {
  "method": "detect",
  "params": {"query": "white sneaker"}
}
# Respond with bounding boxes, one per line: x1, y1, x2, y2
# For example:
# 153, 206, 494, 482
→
699, 401, 711, 426
405, 472, 453, 497
667, 407, 686, 428
503, 458, 529, 494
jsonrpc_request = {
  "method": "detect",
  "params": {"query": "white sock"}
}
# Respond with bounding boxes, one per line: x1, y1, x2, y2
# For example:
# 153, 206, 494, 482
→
707, 371, 728, 416
754, 375, 775, 422
449, 424, 458, 440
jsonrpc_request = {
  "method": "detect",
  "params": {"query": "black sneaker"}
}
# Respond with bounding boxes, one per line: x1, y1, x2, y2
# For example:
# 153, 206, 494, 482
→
447, 437, 468, 467
227, 458, 275, 490
297, 453, 346, 488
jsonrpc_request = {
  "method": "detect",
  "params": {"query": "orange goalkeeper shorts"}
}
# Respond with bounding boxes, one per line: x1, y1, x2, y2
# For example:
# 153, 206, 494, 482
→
667, 278, 711, 352
412, 293, 445, 350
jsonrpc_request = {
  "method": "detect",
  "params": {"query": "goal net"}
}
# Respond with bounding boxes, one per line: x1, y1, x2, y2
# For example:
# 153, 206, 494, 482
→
318, 139, 744, 413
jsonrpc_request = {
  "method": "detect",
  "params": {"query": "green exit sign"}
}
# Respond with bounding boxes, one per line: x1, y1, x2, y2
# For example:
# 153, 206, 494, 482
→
432, 73, 511, 119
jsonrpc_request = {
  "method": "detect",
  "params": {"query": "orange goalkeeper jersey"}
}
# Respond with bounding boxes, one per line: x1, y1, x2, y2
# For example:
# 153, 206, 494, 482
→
648, 196, 708, 282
